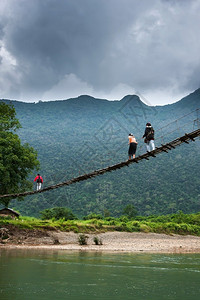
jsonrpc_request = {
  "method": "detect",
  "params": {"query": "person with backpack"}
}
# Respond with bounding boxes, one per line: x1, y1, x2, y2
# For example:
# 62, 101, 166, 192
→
34, 174, 43, 190
128, 133, 138, 160
143, 123, 155, 152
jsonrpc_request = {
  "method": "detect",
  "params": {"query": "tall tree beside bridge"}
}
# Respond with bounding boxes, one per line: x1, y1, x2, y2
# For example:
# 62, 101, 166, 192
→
0, 102, 39, 207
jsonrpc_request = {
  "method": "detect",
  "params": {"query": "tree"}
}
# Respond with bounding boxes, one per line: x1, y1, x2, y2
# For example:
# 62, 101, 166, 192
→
0, 102, 39, 207
40, 207, 77, 220
0, 102, 21, 132
122, 204, 137, 219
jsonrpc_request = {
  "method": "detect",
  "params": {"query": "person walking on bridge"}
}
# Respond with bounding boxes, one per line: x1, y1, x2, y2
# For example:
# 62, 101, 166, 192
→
34, 174, 43, 190
143, 123, 155, 152
128, 133, 138, 160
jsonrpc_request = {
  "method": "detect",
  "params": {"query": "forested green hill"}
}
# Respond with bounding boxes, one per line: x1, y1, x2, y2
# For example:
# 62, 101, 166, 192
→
1, 89, 200, 217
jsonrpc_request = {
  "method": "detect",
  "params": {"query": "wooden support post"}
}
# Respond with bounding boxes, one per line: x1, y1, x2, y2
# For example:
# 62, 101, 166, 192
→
185, 133, 195, 141
167, 144, 175, 149
180, 137, 189, 144
161, 144, 171, 150
133, 158, 139, 163
162, 149, 168, 153
149, 152, 156, 157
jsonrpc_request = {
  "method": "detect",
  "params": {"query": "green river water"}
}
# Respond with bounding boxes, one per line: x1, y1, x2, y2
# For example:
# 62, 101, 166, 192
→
0, 249, 199, 300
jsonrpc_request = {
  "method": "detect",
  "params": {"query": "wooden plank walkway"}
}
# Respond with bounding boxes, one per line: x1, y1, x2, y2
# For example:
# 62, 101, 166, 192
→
1, 128, 200, 199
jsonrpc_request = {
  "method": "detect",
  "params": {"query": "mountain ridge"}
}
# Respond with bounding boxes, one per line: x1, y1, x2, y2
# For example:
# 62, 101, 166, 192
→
2, 88, 200, 108
0, 89, 200, 217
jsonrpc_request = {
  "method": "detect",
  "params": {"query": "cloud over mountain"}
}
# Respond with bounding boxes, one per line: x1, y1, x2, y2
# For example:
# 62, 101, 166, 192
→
0, 0, 200, 104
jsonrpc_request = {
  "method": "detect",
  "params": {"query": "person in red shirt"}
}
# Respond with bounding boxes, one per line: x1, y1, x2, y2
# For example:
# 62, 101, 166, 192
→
34, 174, 43, 190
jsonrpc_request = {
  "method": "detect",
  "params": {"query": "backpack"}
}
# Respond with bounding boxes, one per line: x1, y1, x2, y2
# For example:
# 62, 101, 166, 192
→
144, 127, 154, 143
37, 176, 42, 183
147, 127, 154, 140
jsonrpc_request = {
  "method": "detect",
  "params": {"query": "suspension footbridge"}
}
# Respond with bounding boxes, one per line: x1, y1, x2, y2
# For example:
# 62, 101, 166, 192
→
1, 127, 200, 200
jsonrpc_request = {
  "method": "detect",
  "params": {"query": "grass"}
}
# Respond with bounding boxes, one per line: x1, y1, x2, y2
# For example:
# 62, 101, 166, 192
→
0, 212, 200, 236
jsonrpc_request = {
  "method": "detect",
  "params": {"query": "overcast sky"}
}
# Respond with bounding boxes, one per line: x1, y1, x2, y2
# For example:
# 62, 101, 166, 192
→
0, 0, 200, 105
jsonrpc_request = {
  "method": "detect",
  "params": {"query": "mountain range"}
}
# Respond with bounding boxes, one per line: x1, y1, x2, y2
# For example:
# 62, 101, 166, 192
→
1, 88, 200, 217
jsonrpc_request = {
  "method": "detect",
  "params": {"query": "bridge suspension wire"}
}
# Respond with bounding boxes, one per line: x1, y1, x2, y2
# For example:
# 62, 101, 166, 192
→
1, 128, 200, 200
64, 108, 200, 174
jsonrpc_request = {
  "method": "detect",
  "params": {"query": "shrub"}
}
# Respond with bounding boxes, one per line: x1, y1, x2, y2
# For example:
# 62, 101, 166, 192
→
93, 236, 103, 245
104, 217, 116, 222
78, 234, 88, 245
140, 224, 151, 233
119, 216, 129, 223
83, 213, 103, 220
104, 218, 117, 226
40, 207, 77, 221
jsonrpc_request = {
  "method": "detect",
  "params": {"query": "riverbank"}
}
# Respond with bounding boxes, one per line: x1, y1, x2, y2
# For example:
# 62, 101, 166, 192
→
1, 227, 200, 253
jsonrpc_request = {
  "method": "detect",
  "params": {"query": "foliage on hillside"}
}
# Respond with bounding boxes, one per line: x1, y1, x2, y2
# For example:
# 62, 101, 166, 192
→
1, 89, 200, 217
40, 207, 77, 221
0, 211, 200, 236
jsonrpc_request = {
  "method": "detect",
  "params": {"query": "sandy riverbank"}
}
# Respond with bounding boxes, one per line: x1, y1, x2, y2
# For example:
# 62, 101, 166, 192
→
1, 228, 200, 253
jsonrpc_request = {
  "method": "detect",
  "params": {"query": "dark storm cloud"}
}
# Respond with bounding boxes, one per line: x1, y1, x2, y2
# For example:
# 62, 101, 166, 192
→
0, 0, 200, 104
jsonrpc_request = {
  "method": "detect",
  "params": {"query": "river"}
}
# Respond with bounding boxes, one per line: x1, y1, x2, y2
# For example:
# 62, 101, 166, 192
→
0, 249, 199, 299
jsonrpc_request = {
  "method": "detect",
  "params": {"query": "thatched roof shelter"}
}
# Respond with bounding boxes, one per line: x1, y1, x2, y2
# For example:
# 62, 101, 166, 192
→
0, 208, 20, 218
